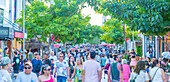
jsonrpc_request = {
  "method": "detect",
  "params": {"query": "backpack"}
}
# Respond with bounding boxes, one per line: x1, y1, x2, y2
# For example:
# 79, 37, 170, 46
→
35, 60, 41, 72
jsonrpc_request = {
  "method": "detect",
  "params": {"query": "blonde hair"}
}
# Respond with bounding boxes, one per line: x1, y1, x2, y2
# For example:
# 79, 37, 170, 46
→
76, 58, 83, 66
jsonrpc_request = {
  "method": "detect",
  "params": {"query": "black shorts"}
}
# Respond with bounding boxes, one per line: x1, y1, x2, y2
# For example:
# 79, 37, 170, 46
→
104, 70, 108, 74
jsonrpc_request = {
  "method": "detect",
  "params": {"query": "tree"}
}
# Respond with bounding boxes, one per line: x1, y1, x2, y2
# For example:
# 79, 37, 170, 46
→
86, 0, 169, 35
101, 18, 139, 44
101, 18, 124, 44
76, 24, 103, 44
86, 0, 170, 49
16, 0, 90, 45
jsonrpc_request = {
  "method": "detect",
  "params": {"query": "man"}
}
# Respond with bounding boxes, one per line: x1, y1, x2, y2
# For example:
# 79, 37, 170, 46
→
57, 49, 62, 57
43, 53, 51, 66
135, 54, 140, 63
49, 51, 57, 62
53, 53, 70, 82
3, 47, 9, 57
12, 51, 21, 75
31, 52, 42, 77
108, 55, 123, 82
95, 52, 100, 63
16, 62, 38, 82
28, 49, 33, 60
82, 51, 101, 82
0, 57, 12, 82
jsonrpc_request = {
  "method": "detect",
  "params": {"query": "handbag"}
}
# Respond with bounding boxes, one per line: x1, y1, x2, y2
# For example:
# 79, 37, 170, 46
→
129, 74, 138, 82
105, 59, 111, 70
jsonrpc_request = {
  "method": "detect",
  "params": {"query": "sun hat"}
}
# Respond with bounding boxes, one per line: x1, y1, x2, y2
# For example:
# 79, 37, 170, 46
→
0, 57, 11, 66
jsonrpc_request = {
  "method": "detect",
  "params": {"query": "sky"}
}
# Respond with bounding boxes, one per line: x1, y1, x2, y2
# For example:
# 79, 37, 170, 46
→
81, 6, 103, 26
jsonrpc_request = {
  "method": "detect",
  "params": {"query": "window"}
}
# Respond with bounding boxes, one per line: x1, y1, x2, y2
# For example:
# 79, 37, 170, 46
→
0, 9, 4, 24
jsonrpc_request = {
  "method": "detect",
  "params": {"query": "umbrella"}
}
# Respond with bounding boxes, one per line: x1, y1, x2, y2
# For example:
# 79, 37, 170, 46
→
100, 43, 108, 46
162, 52, 170, 59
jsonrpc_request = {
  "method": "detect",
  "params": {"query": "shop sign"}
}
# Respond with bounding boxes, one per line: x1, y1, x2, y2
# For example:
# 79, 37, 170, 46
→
14, 32, 23, 38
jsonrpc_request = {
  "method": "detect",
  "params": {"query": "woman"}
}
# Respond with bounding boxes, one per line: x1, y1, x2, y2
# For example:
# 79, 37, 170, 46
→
149, 59, 167, 82
71, 58, 83, 82
68, 56, 75, 79
130, 54, 136, 69
146, 57, 151, 66
129, 61, 149, 82
100, 54, 107, 79
120, 59, 131, 82
38, 64, 55, 82
104, 54, 114, 79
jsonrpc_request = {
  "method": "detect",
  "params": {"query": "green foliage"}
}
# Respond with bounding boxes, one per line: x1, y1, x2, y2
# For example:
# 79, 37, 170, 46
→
78, 24, 103, 44
16, 0, 98, 44
86, 0, 170, 36
136, 42, 143, 58
123, 53, 128, 59
101, 18, 139, 44
101, 18, 124, 44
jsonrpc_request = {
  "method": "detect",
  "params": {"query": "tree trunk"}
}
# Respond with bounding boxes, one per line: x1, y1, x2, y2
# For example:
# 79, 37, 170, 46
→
123, 24, 127, 54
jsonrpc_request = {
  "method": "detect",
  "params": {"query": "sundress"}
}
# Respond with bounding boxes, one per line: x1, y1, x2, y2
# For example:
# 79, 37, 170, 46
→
74, 67, 83, 82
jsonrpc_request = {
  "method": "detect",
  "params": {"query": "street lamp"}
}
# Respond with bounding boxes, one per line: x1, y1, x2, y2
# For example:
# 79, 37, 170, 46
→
23, 0, 25, 59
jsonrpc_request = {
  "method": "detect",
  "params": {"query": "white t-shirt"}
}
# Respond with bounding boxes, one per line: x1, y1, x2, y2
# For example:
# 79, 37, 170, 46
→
16, 72, 38, 82
129, 70, 149, 82
54, 60, 69, 77
150, 67, 163, 82
146, 52, 150, 57
83, 60, 101, 82
0, 69, 12, 82
106, 58, 115, 64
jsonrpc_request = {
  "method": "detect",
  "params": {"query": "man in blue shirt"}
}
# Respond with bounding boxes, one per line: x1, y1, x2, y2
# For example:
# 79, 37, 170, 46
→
31, 52, 42, 77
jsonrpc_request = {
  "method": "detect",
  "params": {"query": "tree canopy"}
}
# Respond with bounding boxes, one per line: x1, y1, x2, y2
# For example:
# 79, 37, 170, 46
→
101, 18, 139, 44
86, 0, 170, 36
16, 0, 103, 44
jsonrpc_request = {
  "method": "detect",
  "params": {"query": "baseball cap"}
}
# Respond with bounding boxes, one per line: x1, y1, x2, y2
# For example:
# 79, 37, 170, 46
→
34, 52, 39, 55
0, 57, 11, 66
25, 62, 33, 67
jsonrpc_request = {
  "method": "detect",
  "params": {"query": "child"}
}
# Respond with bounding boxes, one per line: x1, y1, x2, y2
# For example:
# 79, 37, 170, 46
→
50, 59, 54, 74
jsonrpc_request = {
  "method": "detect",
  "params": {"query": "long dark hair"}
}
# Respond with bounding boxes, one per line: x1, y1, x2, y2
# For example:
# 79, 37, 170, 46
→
68, 56, 75, 66
152, 59, 159, 68
134, 61, 145, 74
41, 64, 49, 75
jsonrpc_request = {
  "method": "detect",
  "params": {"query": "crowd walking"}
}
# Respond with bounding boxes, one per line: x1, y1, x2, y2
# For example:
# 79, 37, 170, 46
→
0, 46, 169, 82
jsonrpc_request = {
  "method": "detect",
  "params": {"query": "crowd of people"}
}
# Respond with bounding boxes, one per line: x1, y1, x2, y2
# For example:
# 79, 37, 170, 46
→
0, 46, 169, 82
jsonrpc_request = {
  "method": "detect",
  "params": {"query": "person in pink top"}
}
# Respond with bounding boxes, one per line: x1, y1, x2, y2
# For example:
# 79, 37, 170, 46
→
38, 65, 55, 82
120, 59, 131, 82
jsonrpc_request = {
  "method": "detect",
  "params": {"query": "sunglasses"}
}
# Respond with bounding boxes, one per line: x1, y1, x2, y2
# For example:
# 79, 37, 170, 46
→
25, 66, 31, 69
59, 56, 64, 57
44, 69, 51, 71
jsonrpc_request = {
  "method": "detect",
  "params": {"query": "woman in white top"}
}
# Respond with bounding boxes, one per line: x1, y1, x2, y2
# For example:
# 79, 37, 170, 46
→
149, 59, 167, 82
129, 61, 149, 82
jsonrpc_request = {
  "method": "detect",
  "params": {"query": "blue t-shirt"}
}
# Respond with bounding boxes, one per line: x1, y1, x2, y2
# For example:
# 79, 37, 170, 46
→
100, 57, 106, 67
31, 59, 42, 73
145, 69, 149, 73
